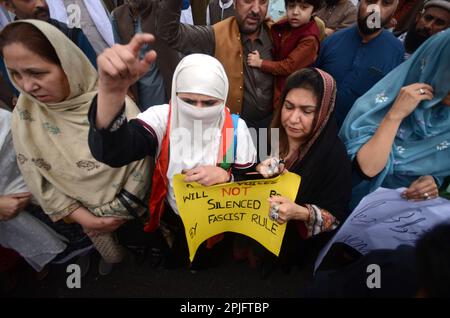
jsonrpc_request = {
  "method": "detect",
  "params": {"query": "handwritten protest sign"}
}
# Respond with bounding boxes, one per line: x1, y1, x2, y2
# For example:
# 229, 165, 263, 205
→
314, 187, 450, 272
173, 173, 301, 261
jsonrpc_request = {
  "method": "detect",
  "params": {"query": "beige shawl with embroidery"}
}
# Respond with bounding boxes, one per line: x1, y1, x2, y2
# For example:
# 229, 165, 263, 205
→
8, 20, 150, 221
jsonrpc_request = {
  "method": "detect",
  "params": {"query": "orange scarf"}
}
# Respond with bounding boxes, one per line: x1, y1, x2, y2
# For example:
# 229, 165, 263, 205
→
144, 104, 236, 234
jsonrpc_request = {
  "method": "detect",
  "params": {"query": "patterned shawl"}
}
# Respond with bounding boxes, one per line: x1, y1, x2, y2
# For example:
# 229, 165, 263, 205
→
8, 20, 150, 221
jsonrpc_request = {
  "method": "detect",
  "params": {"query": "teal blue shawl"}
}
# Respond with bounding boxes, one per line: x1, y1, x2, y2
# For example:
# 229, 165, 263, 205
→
340, 29, 450, 208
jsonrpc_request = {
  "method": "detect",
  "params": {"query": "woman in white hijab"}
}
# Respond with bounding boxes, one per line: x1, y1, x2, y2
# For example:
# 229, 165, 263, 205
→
89, 34, 257, 268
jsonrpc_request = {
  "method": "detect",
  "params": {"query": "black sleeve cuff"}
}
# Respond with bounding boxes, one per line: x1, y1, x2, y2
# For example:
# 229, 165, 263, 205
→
88, 94, 159, 168
88, 95, 133, 166
88, 94, 126, 134
232, 163, 258, 181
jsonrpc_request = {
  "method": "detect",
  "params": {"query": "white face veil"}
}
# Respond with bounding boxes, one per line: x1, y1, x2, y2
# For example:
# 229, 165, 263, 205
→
174, 54, 228, 102
170, 53, 229, 132
166, 54, 231, 213
168, 54, 230, 169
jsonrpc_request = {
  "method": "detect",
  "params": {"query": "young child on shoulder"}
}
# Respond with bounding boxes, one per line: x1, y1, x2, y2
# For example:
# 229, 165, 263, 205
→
247, 0, 323, 106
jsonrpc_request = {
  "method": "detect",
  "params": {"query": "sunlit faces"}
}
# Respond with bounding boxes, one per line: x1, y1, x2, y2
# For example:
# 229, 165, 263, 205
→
281, 87, 318, 143
3, 0, 49, 20
416, 7, 450, 37
177, 92, 223, 107
3, 42, 70, 103
234, 0, 269, 35
286, 2, 315, 28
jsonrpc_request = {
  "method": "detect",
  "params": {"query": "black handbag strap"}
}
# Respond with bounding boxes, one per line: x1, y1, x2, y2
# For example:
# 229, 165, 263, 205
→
117, 190, 149, 226
121, 189, 148, 209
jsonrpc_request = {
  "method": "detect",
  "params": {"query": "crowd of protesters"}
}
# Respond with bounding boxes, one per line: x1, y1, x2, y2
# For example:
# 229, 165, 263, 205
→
1, 0, 449, 297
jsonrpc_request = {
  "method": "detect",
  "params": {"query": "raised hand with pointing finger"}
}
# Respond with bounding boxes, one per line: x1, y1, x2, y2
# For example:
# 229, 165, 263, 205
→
96, 33, 157, 129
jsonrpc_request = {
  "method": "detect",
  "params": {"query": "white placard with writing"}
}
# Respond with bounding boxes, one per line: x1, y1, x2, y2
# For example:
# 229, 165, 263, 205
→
315, 187, 450, 272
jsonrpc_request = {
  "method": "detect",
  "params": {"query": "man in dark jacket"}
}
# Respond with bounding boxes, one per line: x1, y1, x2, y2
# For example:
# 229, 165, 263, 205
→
111, 0, 181, 110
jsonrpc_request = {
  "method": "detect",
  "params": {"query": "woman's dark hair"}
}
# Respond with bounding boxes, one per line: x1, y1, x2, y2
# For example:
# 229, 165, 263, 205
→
271, 68, 324, 158
284, 0, 324, 12
0, 22, 61, 66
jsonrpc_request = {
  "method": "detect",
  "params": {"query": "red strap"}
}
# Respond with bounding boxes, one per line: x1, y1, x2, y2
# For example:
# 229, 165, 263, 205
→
144, 104, 172, 232
217, 108, 234, 165
145, 105, 232, 251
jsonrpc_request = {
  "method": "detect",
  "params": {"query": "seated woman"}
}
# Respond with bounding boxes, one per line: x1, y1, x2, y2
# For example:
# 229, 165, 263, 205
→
340, 29, 450, 209
256, 68, 352, 272
0, 20, 151, 275
88, 44, 257, 268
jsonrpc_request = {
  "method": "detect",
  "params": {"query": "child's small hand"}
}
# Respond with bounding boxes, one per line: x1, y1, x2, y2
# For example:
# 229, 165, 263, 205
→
247, 50, 262, 68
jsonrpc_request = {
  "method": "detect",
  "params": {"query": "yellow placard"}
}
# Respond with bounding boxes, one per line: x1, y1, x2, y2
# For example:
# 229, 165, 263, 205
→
173, 172, 301, 262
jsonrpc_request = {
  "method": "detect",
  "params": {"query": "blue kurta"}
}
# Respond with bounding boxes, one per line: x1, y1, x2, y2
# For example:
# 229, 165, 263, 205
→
316, 26, 405, 127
